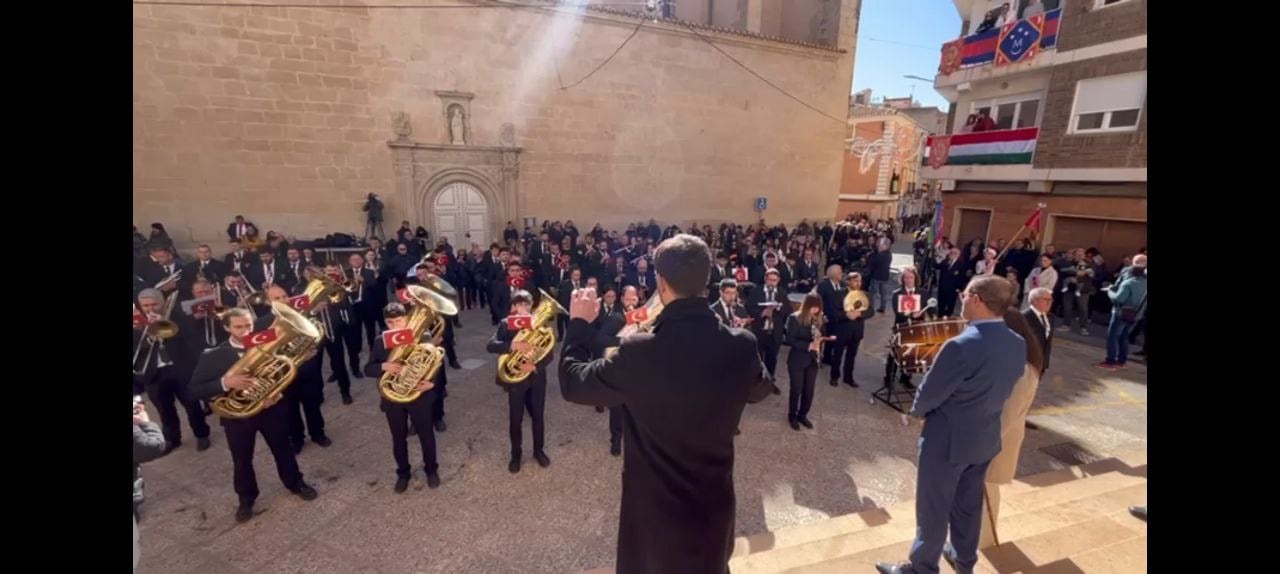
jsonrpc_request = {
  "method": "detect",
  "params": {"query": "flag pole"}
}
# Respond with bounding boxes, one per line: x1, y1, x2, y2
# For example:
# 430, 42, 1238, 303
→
994, 203, 1046, 262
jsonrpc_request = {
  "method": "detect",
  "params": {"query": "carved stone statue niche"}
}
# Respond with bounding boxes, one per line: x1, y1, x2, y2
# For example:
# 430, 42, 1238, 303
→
448, 104, 467, 146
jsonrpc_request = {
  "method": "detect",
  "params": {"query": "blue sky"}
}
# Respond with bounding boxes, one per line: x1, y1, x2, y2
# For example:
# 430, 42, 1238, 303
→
851, 0, 961, 109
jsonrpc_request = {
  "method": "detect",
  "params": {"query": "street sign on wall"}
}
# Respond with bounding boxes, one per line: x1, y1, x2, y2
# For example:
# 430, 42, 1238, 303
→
755, 197, 768, 211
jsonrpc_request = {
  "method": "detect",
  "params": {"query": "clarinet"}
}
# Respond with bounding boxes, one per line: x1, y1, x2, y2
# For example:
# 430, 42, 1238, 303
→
811, 316, 823, 360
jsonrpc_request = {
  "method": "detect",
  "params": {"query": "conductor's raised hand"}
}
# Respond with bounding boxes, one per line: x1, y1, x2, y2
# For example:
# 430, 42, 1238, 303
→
570, 288, 600, 324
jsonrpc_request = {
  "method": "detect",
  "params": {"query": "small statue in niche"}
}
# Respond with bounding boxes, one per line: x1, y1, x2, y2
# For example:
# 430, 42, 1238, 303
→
392, 112, 412, 141
448, 105, 467, 146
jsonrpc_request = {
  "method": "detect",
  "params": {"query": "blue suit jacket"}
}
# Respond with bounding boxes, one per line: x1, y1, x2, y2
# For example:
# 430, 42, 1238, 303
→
911, 320, 1026, 465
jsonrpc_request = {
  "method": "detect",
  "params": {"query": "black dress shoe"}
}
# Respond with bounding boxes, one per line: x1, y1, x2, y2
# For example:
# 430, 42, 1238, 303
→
798, 416, 814, 429
844, 379, 860, 388
350, 370, 363, 380
595, 406, 605, 413
196, 437, 212, 452
434, 419, 447, 433
874, 561, 917, 574
829, 379, 839, 387
942, 541, 962, 572
292, 441, 305, 455
327, 374, 338, 383
292, 482, 318, 501
394, 476, 409, 493
313, 436, 333, 447
534, 451, 551, 468
235, 502, 255, 523
426, 473, 441, 489
771, 384, 782, 395
341, 394, 353, 405
449, 361, 462, 370
1129, 505, 1147, 521
610, 441, 622, 457
789, 419, 800, 431
508, 458, 521, 474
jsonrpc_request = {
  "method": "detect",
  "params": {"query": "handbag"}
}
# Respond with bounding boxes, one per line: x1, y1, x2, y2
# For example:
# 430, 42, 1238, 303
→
1119, 292, 1146, 324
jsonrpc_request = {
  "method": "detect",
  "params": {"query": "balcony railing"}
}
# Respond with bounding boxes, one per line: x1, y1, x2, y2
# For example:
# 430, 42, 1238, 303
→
938, 8, 1061, 74
923, 127, 1039, 168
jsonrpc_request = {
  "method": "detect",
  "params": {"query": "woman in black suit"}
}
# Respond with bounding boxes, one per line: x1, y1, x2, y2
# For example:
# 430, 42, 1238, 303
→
784, 293, 836, 431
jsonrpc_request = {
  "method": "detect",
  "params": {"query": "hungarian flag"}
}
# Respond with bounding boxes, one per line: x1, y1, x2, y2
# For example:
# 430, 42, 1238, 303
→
1024, 203, 1045, 241
926, 127, 1038, 167
244, 328, 279, 350
625, 307, 649, 325
132, 305, 149, 329
382, 328, 415, 349
505, 314, 534, 331
288, 294, 311, 311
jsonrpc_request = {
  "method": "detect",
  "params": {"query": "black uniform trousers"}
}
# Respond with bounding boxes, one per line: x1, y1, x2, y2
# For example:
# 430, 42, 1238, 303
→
355, 304, 381, 349
223, 404, 304, 505
286, 371, 326, 444
787, 350, 820, 418
757, 332, 781, 378
507, 377, 547, 458
316, 334, 352, 396
385, 393, 439, 477
340, 320, 363, 375
608, 406, 624, 446
144, 366, 210, 444
829, 323, 863, 383
938, 288, 960, 318
433, 363, 449, 421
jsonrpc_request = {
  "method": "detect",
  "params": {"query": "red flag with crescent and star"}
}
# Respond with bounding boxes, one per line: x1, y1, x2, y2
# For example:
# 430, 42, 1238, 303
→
734, 267, 749, 282
244, 328, 279, 350
436, 254, 450, 268
507, 276, 526, 289
625, 307, 649, 325
192, 300, 216, 315
288, 294, 311, 311
382, 328, 415, 349
505, 314, 534, 331
133, 305, 149, 329
396, 288, 409, 304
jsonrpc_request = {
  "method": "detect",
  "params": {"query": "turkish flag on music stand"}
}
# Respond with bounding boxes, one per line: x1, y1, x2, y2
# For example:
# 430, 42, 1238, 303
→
734, 267, 749, 282
396, 288, 410, 304
507, 276, 525, 289
288, 294, 311, 311
898, 294, 922, 315
382, 328, 415, 349
505, 314, 534, 331
192, 300, 216, 315
625, 307, 649, 325
244, 329, 279, 350
436, 254, 450, 268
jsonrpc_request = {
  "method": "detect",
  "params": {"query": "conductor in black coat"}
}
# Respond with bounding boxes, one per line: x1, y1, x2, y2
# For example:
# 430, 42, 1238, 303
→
189, 308, 318, 523
559, 234, 772, 574
364, 302, 444, 492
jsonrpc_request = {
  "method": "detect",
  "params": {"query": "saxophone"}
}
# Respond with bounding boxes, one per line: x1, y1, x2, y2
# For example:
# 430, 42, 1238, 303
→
497, 289, 567, 384
211, 301, 323, 419
379, 285, 458, 403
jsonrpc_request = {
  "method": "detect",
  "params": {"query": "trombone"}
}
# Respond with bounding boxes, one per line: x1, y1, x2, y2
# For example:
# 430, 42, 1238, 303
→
132, 292, 181, 374
154, 268, 183, 291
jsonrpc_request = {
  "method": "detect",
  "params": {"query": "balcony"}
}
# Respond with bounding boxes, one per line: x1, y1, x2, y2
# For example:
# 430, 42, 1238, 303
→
934, 8, 1061, 91
922, 126, 1039, 181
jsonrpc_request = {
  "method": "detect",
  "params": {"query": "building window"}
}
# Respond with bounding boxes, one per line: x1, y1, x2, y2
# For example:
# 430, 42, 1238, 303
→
1070, 71, 1146, 134
971, 93, 1042, 130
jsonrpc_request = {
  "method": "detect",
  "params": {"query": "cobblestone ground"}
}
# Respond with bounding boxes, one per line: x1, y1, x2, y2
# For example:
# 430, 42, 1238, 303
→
135, 297, 1146, 573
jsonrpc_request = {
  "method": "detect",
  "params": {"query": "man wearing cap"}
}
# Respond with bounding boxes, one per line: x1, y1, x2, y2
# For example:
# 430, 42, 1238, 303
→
746, 267, 789, 396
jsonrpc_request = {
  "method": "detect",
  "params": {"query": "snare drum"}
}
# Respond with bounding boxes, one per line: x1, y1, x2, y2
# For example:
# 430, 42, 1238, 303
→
891, 320, 967, 374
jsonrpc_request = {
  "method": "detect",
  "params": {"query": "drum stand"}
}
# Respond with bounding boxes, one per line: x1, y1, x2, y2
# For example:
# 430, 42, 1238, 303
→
872, 353, 917, 424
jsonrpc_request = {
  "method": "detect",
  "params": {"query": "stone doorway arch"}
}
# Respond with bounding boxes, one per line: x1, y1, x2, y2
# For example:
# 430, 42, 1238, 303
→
430, 181, 490, 250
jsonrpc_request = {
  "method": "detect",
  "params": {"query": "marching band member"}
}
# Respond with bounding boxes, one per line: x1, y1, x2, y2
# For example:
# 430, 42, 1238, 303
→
785, 293, 835, 430
224, 238, 254, 275
408, 268, 456, 433
486, 290, 554, 474
709, 278, 751, 329
313, 267, 355, 404
346, 253, 380, 350
829, 272, 875, 388
884, 267, 932, 389
189, 307, 319, 523
593, 285, 632, 455
745, 268, 788, 395
179, 279, 227, 352
261, 286, 331, 454
364, 302, 444, 492
133, 288, 211, 452
182, 244, 227, 296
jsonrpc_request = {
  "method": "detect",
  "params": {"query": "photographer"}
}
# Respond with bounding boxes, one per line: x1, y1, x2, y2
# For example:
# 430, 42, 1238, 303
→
363, 193, 386, 239
134, 395, 168, 569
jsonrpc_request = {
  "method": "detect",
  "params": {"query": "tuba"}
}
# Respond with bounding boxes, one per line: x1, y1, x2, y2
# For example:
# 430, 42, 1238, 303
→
843, 289, 870, 314
378, 285, 457, 403
210, 301, 323, 419
497, 289, 567, 384
419, 272, 460, 340
301, 266, 348, 307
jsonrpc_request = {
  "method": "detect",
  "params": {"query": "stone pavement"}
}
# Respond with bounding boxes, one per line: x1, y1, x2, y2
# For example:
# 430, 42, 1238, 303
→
135, 299, 1147, 573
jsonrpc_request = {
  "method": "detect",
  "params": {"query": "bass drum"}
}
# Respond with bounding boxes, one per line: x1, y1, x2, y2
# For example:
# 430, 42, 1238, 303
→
891, 320, 967, 374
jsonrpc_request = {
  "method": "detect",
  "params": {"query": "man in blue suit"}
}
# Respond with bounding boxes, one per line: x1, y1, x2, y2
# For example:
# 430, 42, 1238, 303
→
878, 275, 1027, 574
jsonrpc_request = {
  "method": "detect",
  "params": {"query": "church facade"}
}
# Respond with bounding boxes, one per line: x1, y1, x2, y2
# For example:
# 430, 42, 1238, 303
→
133, 0, 860, 249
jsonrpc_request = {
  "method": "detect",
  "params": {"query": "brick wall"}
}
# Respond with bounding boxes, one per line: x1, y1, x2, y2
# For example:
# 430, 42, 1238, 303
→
133, 2, 857, 247
1056, 0, 1146, 52
942, 191, 1146, 245
1032, 50, 1146, 170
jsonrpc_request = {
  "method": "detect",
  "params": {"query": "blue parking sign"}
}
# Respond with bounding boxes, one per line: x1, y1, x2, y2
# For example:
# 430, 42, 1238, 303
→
755, 197, 767, 211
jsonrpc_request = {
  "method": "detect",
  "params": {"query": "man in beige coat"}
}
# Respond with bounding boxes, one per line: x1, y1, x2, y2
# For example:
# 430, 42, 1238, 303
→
978, 305, 1047, 548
